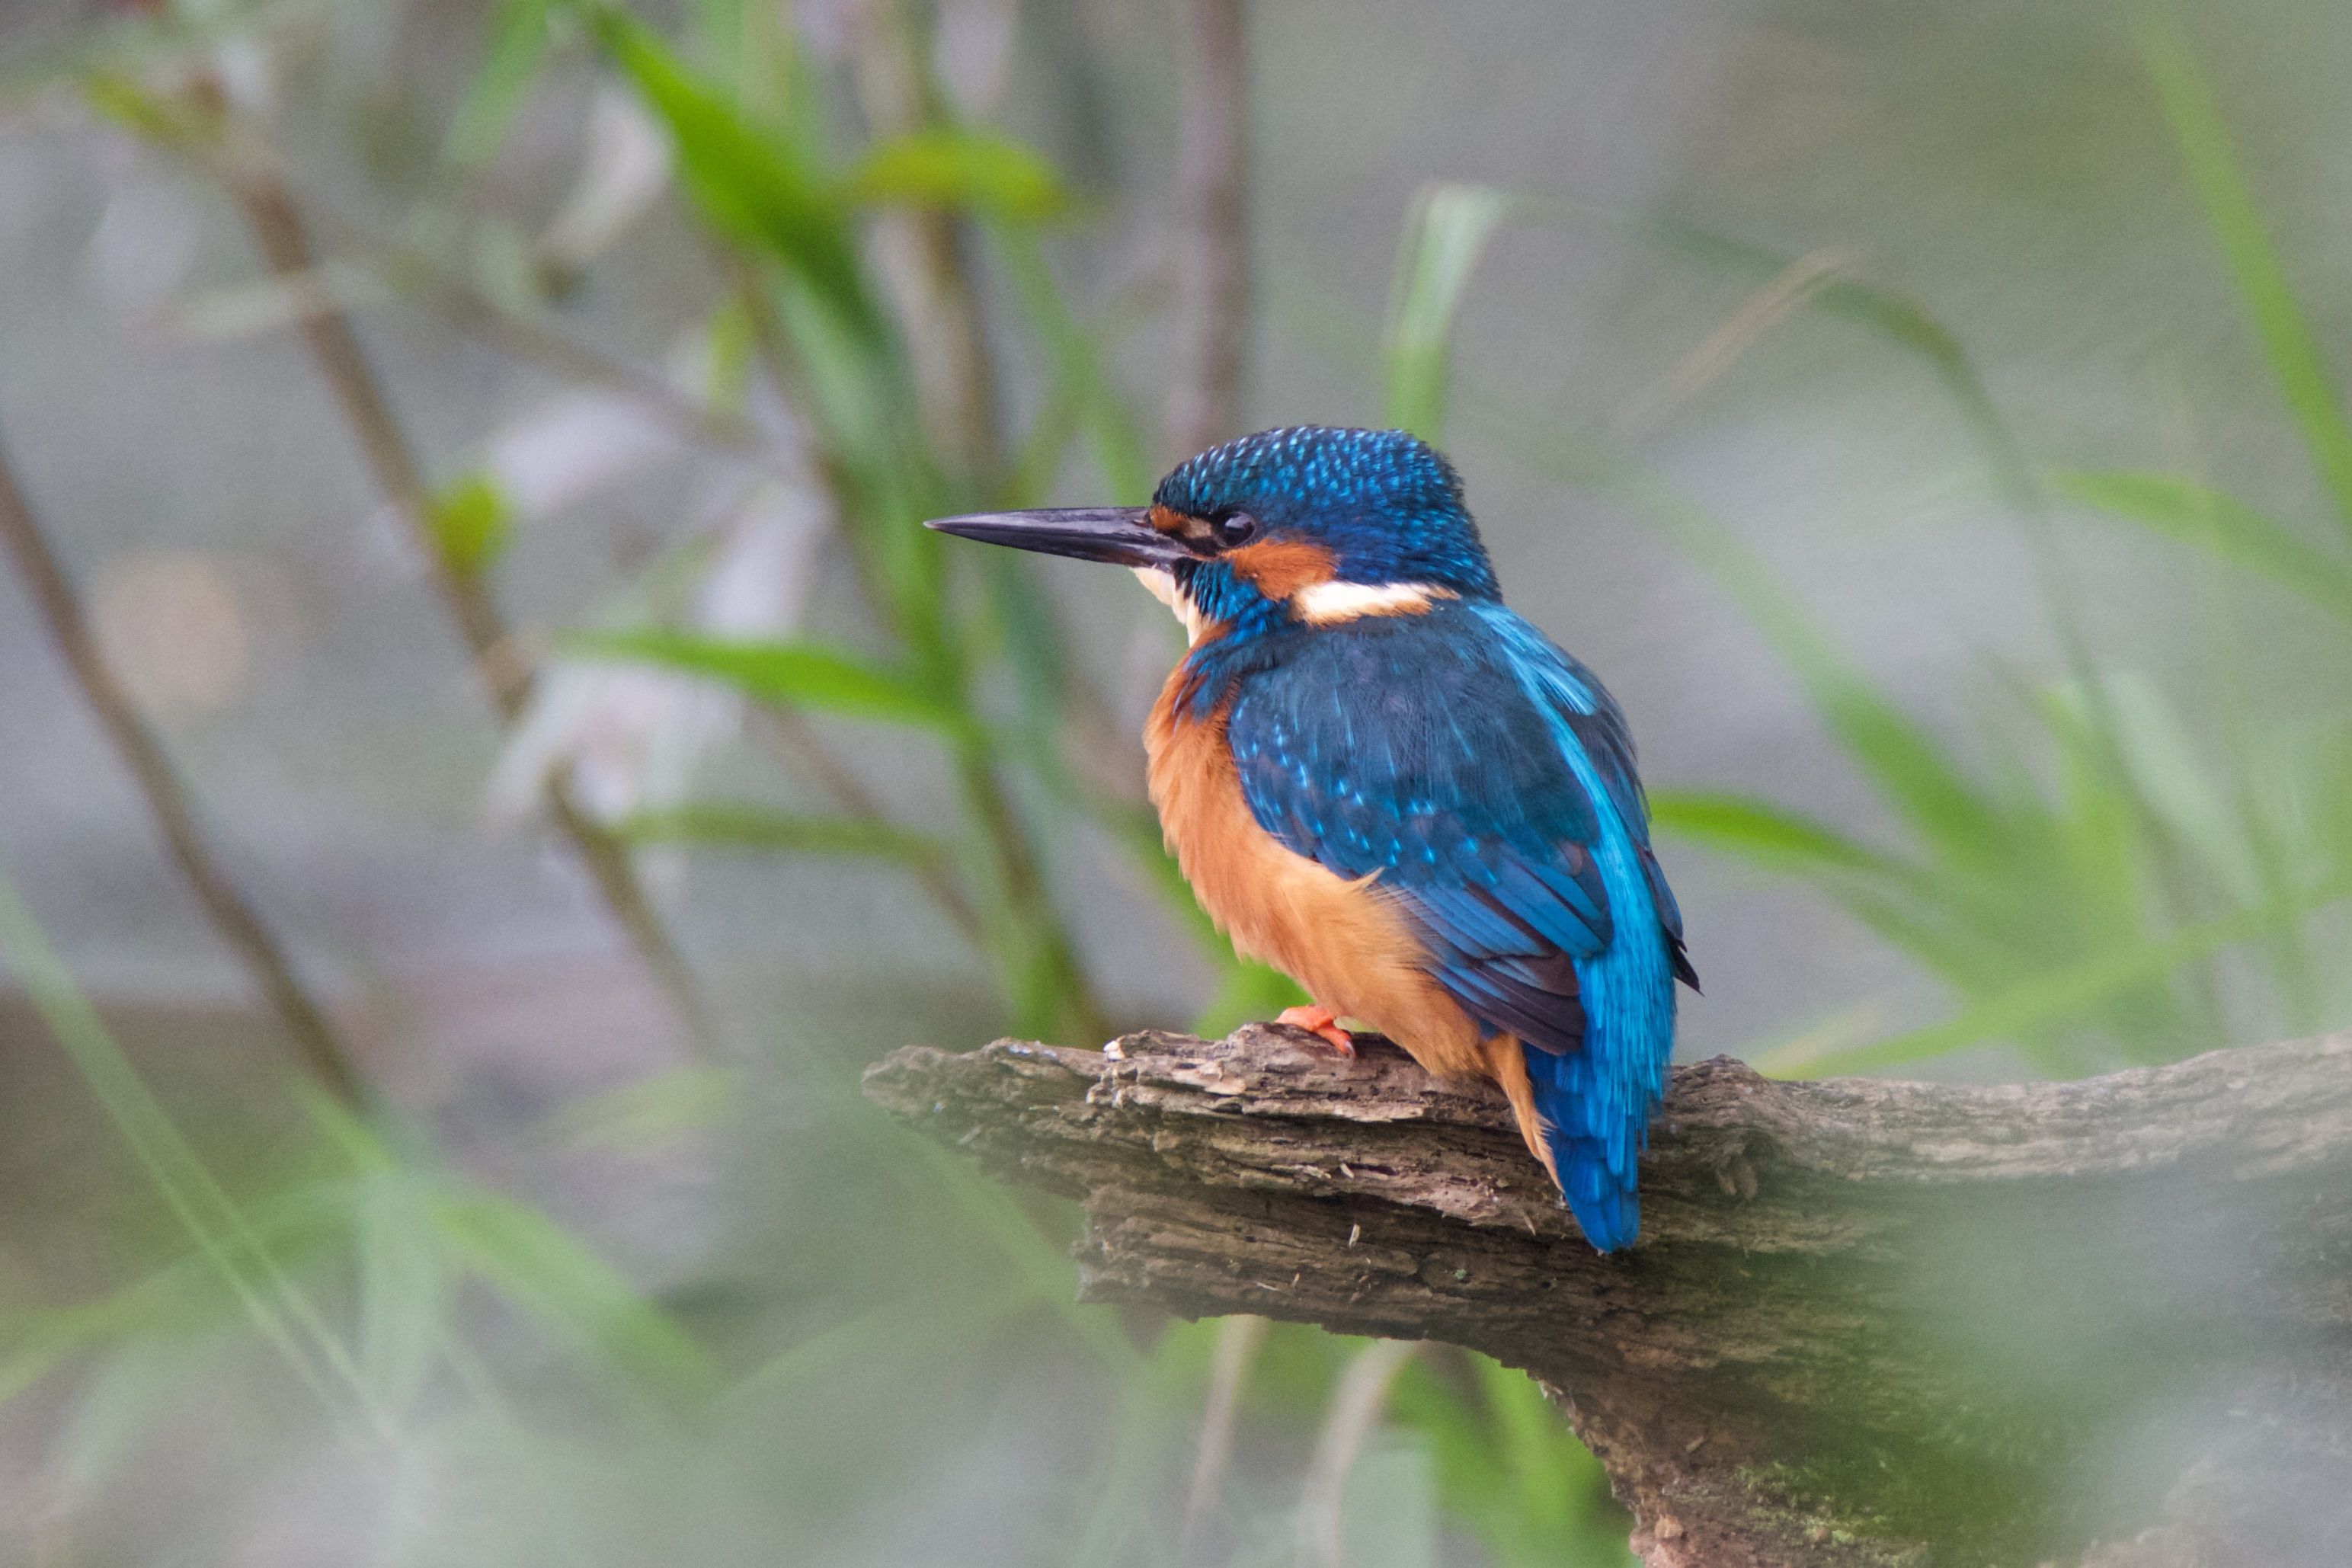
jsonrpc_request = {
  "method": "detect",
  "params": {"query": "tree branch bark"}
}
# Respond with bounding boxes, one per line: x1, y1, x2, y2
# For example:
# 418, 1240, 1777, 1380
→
864, 1025, 2352, 1567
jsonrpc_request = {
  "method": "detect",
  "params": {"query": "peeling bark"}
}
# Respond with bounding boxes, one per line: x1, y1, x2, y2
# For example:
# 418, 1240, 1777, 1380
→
863, 1026, 2352, 1567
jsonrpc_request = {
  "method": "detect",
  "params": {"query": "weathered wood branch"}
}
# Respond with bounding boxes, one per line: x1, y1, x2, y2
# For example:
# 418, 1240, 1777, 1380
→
864, 1026, 2352, 1568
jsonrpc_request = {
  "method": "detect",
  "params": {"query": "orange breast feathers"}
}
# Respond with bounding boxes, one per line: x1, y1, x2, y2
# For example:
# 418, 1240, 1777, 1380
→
1145, 683, 1458, 1057
1144, 678, 1559, 1176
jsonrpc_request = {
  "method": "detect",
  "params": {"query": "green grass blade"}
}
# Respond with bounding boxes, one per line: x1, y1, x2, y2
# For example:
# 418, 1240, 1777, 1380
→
565, 628, 968, 731
1383, 185, 1514, 442
841, 130, 1073, 223
1643, 219, 2046, 517
540, 1064, 746, 1151
1646, 789, 1896, 874
1487, 424, 2011, 861
352, 1170, 450, 1416
2134, 6, 2352, 535
2054, 468, 2352, 621
431, 1189, 719, 1400
994, 225, 1154, 502
0, 872, 366, 1425
614, 802, 949, 865
591, 7, 880, 343
1765, 870, 2352, 1077
443, 0, 558, 168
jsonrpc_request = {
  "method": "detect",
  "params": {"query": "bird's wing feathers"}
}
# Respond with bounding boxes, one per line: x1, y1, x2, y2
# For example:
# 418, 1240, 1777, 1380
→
1225, 607, 1630, 1054
1474, 605, 1701, 992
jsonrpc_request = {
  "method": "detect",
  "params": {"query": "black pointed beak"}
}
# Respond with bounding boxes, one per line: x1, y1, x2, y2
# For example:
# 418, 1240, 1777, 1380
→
925, 507, 1188, 569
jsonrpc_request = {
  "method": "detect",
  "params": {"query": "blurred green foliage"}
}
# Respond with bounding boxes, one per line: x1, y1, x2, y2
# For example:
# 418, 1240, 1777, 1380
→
4, 2, 2352, 1566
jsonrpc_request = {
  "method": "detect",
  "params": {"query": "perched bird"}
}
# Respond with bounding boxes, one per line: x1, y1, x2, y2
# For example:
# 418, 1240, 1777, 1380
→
928, 427, 1696, 1250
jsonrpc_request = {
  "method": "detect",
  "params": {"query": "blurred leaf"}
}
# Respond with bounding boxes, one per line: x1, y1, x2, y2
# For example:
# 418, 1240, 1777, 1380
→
995, 226, 1154, 502
427, 472, 515, 578
354, 1171, 448, 1415
0, 874, 357, 1415
1493, 428, 2013, 863
1388, 1352, 1628, 1566
77, 71, 195, 146
2134, 7, 2352, 535
591, 8, 878, 341
1765, 869, 2352, 1077
565, 628, 966, 730
1334, 1430, 1442, 1568
703, 295, 757, 414
58, 1326, 233, 1493
444, 0, 558, 168
542, 1064, 746, 1151
842, 130, 1072, 222
0, 1284, 175, 1409
1383, 184, 1513, 442
431, 1190, 718, 1398
1648, 789, 1894, 874
1646, 219, 2044, 517
616, 802, 948, 865
2054, 469, 2352, 620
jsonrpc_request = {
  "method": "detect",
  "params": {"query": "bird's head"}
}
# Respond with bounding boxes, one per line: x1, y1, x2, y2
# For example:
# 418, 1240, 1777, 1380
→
927, 427, 1499, 643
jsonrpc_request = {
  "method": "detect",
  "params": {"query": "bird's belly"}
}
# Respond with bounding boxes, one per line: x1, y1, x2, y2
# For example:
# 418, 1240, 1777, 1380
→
1144, 685, 1486, 1078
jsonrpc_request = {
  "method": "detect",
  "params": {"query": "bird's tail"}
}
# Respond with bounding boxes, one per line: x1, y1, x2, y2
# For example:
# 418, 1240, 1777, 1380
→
1485, 1038, 1643, 1253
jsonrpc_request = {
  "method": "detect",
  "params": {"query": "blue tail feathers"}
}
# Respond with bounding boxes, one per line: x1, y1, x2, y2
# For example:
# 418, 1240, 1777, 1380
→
1516, 838, 1676, 1253
1523, 1034, 1655, 1253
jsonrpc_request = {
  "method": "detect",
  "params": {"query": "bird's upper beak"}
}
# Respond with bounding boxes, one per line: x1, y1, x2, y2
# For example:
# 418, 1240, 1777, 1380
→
924, 507, 1189, 569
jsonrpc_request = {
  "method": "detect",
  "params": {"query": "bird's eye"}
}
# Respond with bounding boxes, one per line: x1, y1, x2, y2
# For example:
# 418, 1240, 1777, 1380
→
1210, 511, 1259, 548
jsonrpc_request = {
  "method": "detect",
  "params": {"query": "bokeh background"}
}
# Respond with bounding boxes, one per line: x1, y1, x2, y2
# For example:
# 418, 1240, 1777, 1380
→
4, 0, 2350, 1563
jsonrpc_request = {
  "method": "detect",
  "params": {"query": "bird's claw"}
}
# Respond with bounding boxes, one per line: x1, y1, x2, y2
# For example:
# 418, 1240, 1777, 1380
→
1277, 1004, 1356, 1058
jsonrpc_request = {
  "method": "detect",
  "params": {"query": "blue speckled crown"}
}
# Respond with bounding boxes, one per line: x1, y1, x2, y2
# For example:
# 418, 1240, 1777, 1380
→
1155, 427, 1499, 598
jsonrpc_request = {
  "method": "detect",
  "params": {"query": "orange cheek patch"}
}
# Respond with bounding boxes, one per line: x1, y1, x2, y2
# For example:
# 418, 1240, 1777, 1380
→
1147, 504, 1192, 536
1225, 539, 1337, 600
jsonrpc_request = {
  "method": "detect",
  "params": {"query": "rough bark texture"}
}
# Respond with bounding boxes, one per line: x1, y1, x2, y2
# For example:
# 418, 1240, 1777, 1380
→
863, 1026, 2352, 1568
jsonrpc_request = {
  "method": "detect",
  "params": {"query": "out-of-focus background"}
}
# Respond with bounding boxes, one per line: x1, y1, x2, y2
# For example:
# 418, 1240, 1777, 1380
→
3, 0, 2350, 1562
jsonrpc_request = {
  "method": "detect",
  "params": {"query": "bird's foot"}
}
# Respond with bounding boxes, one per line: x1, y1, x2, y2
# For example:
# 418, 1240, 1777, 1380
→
1276, 1003, 1356, 1058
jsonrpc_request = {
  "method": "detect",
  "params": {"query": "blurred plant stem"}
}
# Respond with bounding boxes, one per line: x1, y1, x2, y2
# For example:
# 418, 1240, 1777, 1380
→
1298, 1338, 1418, 1568
1180, 1311, 1267, 1542
0, 421, 367, 1109
148, 81, 728, 1061
1164, 0, 1251, 457
849, 0, 1004, 485
751, 706, 988, 948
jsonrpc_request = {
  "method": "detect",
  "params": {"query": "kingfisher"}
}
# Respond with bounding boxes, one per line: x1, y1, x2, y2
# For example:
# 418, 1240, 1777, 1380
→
929, 427, 1695, 1250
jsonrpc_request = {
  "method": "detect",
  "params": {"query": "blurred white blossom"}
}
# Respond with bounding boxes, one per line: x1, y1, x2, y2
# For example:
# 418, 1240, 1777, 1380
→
485, 389, 689, 523
538, 87, 674, 276
487, 485, 833, 832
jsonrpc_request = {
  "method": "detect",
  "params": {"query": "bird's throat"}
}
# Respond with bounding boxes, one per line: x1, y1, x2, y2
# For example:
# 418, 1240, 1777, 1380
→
1133, 566, 1217, 646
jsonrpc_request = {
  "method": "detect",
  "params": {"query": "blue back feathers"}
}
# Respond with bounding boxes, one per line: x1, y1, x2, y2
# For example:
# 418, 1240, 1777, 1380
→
1163, 427, 1694, 1252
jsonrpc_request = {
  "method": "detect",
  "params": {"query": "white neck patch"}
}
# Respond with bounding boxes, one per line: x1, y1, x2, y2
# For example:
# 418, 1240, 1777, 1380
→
1133, 566, 1215, 646
1292, 580, 1453, 625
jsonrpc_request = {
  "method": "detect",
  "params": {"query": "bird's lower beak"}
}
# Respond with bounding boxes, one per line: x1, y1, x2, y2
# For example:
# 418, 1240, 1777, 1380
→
925, 507, 1188, 569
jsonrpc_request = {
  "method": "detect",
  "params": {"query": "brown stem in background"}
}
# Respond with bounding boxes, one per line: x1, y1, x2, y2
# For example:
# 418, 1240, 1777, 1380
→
0, 424, 366, 1107
1164, 0, 1251, 459
753, 706, 989, 950
725, 262, 1105, 1038
954, 741, 1110, 1040
850, 0, 1005, 486
220, 145, 723, 1061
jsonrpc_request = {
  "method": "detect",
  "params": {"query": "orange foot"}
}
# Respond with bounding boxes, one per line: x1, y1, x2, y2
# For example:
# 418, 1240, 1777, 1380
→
1277, 1003, 1356, 1058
